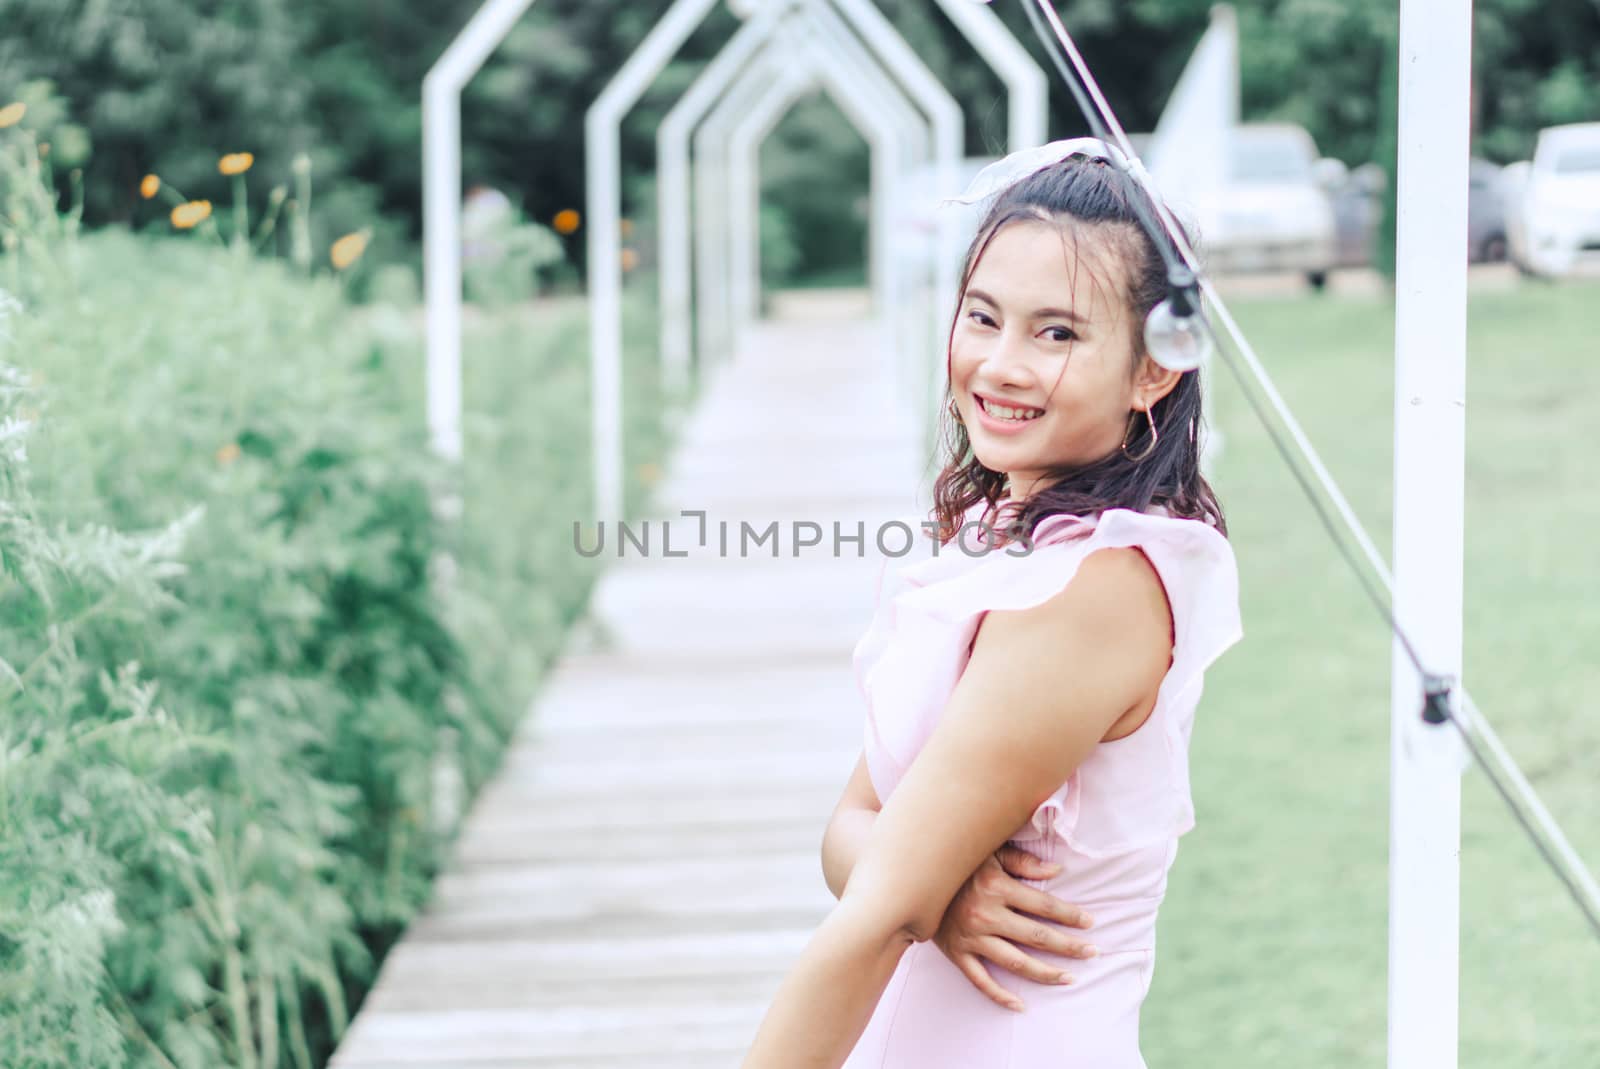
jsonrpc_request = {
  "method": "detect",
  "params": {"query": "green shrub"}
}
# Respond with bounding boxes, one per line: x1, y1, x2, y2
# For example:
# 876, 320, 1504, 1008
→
1, 103, 674, 1064
0, 296, 202, 1068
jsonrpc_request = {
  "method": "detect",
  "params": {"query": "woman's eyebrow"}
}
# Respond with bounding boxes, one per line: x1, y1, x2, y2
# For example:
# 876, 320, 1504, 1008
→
965, 287, 1087, 324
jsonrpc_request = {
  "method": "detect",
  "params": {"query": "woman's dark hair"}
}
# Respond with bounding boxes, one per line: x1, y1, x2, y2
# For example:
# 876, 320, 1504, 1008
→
930, 153, 1227, 545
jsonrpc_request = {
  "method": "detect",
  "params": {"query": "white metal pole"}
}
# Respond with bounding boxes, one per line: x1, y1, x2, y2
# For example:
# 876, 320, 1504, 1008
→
729, 63, 824, 331
729, 3, 925, 338
828, 0, 960, 446
930, 0, 1048, 150
423, 81, 465, 466
1389, 0, 1472, 1065
423, 0, 541, 465
695, 49, 789, 371
586, 0, 724, 526
657, 1, 792, 398
803, 0, 931, 319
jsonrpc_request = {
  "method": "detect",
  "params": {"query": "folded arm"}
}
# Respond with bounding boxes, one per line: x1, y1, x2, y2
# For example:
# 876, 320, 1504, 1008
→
741, 546, 1174, 1068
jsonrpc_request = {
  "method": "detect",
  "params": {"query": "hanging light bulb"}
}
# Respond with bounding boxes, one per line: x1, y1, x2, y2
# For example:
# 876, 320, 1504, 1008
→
1143, 267, 1213, 372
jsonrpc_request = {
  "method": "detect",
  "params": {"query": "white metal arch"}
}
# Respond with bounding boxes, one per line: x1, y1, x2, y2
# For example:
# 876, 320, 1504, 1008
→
730, 0, 933, 324
657, 2, 803, 394
426, 0, 1048, 522
693, 17, 919, 377
693, 43, 809, 371
692, 0, 961, 423
691, 19, 912, 372
694, 4, 940, 377
727, 1, 934, 336
657, 0, 930, 393
669, 0, 961, 395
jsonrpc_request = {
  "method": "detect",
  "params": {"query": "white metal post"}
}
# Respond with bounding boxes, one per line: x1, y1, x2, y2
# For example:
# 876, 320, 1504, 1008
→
423, 0, 542, 464
729, 3, 928, 337
585, 0, 724, 525
798, 0, 930, 407
819, 0, 962, 443
694, 48, 791, 371
1389, 0, 1472, 1065
658, 1, 793, 398
728, 63, 829, 331
668, 0, 938, 387
930, 0, 1048, 150
793, 0, 931, 316
697, 0, 961, 431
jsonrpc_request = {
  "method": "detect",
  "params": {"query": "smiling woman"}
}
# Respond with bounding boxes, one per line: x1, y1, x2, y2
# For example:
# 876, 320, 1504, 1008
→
737, 149, 1244, 1069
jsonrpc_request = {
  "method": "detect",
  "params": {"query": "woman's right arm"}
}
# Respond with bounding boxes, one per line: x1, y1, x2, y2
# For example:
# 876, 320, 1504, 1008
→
820, 752, 1101, 1009
820, 753, 880, 900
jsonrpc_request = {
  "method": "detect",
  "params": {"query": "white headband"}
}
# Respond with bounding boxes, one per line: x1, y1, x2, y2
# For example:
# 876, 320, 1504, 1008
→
939, 135, 1139, 208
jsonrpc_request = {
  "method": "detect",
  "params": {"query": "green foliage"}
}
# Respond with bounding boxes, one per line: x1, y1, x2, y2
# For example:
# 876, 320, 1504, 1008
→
3, 206, 473, 1065
461, 192, 567, 305
0, 130, 674, 1066
0, 307, 201, 1069
760, 95, 869, 288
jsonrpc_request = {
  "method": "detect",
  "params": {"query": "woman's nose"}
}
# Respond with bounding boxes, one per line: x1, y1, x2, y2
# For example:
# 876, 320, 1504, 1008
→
981, 328, 1036, 387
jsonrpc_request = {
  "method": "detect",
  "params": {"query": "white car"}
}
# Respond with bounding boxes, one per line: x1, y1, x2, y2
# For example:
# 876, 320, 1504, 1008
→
1504, 122, 1600, 277
1196, 123, 1343, 289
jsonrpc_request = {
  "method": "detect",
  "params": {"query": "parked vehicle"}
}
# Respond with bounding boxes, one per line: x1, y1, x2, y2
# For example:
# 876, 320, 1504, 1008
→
1199, 122, 1342, 289
1504, 122, 1600, 277
1331, 162, 1385, 268
1467, 157, 1508, 263
1329, 157, 1507, 268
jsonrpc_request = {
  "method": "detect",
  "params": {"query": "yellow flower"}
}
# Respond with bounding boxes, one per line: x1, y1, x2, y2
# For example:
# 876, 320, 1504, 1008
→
218, 152, 254, 176
330, 230, 370, 270
0, 102, 25, 128
216, 442, 241, 466
552, 209, 580, 235
620, 247, 640, 272
140, 174, 161, 199
170, 200, 213, 229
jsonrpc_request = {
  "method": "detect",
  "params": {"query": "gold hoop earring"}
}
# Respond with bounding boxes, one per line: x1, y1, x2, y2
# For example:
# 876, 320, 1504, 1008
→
1121, 405, 1158, 462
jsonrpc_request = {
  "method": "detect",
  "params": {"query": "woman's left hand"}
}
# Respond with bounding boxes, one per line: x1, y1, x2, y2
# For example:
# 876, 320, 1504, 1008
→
930, 844, 1099, 1012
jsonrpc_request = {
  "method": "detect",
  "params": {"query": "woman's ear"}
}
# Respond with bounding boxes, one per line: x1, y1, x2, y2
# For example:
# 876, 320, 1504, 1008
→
1135, 354, 1183, 407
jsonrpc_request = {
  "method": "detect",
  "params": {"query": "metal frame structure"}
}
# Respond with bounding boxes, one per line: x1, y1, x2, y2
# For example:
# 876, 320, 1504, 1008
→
692, 0, 934, 388
690, 7, 928, 378
728, 2, 933, 331
428, 0, 1048, 525
745, 0, 934, 322
1389, 1, 1471, 1062
657, 2, 802, 394
656, 0, 1047, 399
689, 0, 962, 451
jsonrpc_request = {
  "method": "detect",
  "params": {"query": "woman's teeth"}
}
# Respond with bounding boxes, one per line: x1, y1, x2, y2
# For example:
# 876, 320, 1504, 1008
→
979, 397, 1044, 422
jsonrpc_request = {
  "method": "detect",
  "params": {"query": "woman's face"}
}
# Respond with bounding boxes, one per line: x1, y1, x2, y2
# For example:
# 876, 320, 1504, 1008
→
948, 215, 1179, 501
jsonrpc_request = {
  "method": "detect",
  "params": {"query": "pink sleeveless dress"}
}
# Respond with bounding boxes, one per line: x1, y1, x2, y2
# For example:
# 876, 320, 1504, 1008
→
841, 498, 1244, 1068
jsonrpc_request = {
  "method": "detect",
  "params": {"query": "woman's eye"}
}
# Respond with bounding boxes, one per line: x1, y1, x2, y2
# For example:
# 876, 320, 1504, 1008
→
966, 310, 995, 327
1043, 327, 1077, 343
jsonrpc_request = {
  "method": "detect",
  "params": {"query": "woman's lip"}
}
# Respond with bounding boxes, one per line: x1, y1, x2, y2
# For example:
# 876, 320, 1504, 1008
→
972, 393, 1044, 435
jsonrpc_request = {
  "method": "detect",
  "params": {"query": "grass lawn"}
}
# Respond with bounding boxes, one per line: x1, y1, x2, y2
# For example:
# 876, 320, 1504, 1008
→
1143, 274, 1600, 1066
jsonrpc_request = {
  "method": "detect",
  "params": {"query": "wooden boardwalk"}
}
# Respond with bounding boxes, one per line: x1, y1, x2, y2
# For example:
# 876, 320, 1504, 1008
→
330, 291, 929, 1068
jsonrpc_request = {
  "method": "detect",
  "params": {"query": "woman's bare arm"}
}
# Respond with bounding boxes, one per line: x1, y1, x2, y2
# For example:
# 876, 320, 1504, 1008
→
821, 753, 880, 900
741, 547, 1173, 1068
